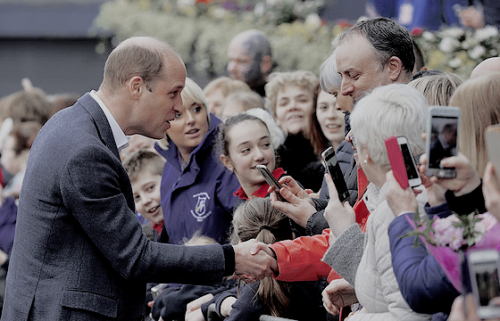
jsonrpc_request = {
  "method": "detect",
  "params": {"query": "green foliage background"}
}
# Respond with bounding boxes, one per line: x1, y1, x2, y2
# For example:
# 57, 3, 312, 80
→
93, 0, 500, 81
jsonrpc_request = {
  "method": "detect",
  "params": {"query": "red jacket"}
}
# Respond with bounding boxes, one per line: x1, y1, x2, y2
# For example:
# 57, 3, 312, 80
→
271, 167, 370, 283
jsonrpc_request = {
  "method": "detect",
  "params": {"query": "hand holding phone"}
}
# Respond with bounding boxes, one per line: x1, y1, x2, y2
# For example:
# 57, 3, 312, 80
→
256, 165, 285, 201
425, 106, 460, 178
467, 249, 500, 319
321, 146, 350, 203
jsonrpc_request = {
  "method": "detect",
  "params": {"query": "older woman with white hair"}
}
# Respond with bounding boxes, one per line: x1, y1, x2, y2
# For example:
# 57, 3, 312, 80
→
321, 83, 431, 320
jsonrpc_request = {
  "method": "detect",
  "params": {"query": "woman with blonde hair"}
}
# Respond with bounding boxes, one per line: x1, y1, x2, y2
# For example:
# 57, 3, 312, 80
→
408, 71, 463, 106
265, 70, 324, 192
155, 77, 240, 245
449, 72, 500, 177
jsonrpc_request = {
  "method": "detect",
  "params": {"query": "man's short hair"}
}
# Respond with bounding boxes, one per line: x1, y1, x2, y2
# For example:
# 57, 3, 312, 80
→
339, 18, 415, 74
101, 37, 176, 93
123, 149, 165, 182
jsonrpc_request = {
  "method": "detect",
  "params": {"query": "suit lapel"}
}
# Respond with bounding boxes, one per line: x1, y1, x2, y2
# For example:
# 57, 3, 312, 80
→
78, 93, 121, 161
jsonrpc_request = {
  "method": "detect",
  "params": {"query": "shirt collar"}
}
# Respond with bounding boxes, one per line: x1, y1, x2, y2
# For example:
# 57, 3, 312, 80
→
90, 90, 129, 152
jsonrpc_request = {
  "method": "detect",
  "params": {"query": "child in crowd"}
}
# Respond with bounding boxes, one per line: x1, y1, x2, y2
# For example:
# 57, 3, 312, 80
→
182, 113, 315, 320
198, 197, 327, 320
123, 149, 166, 236
1, 121, 42, 200
203, 76, 251, 118
219, 90, 265, 122
217, 113, 287, 211
150, 233, 238, 321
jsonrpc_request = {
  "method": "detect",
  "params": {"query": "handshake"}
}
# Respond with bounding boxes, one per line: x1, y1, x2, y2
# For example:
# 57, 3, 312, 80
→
232, 240, 278, 283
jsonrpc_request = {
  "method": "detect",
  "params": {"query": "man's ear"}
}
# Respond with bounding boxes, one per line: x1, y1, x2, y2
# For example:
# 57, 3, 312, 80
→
260, 55, 273, 76
220, 154, 233, 172
387, 56, 404, 82
128, 76, 143, 100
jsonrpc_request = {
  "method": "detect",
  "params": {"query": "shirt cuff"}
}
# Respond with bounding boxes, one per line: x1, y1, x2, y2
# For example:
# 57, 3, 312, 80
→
222, 244, 235, 276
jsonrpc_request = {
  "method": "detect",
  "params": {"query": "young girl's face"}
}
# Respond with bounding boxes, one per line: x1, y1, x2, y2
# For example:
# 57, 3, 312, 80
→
316, 90, 345, 148
221, 120, 276, 188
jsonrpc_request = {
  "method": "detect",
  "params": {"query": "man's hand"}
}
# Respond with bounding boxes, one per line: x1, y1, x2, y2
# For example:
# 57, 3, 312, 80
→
385, 170, 418, 216
233, 239, 277, 282
323, 174, 355, 238
269, 175, 316, 227
322, 278, 358, 315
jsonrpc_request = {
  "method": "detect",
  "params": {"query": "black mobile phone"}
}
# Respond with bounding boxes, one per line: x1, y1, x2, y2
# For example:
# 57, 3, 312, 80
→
256, 165, 286, 201
397, 136, 422, 188
321, 146, 350, 203
425, 106, 460, 178
467, 249, 500, 319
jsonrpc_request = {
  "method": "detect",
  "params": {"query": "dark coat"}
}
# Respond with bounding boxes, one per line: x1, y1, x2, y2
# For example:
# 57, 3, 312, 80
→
1, 93, 226, 321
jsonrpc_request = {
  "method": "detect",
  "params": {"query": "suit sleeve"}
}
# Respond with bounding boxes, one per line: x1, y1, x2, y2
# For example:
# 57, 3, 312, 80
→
61, 145, 226, 285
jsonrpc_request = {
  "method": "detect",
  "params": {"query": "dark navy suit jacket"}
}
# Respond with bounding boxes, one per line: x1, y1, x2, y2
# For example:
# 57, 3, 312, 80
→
1, 93, 226, 321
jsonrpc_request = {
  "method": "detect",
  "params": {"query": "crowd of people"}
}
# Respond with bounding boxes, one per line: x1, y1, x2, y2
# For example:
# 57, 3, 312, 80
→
0, 13, 500, 321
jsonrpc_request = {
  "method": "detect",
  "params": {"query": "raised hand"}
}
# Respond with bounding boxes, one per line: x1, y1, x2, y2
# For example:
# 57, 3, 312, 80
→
269, 175, 317, 227
385, 170, 418, 217
323, 173, 355, 238
322, 278, 358, 316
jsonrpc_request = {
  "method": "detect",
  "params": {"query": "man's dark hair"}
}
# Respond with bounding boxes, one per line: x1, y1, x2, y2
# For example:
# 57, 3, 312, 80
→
339, 18, 415, 74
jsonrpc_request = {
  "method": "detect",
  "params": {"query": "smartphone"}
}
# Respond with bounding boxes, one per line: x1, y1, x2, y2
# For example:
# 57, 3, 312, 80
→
398, 136, 422, 188
321, 146, 350, 203
425, 106, 460, 178
385, 136, 410, 189
485, 124, 500, 189
256, 165, 282, 189
467, 249, 500, 319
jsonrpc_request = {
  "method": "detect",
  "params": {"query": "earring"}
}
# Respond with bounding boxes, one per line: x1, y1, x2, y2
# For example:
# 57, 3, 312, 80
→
363, 159, 368, 164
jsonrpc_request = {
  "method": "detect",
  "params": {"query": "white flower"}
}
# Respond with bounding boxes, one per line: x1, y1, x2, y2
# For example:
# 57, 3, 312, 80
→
448, 57, 462, 68
213, 7, 226, 19
474, 221, 486, 244
305, 13, 321, 29
441, 27, 464, 39
439, 37, 460, 53
254, 2, 265, 15
475, 26, 499, 42
177, 0, 195, 8
469, 45, 486, 60
461, 37, 479, 50
423, 31, 435, 41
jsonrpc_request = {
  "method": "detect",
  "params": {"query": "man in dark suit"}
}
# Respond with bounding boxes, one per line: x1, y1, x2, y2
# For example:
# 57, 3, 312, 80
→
1, 37, 276, 321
